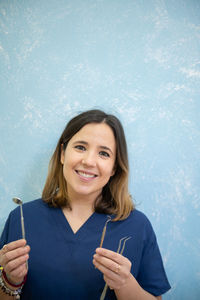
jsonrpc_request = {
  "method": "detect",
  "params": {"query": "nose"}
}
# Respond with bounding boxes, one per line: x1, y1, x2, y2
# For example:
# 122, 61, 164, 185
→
82, 152, 96, 167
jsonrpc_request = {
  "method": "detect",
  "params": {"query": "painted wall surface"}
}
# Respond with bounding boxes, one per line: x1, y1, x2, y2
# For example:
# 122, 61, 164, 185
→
0, 1, 199, 299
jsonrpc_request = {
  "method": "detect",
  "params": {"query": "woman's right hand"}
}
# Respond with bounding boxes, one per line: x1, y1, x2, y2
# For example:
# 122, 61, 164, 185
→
0, 239, 30, 285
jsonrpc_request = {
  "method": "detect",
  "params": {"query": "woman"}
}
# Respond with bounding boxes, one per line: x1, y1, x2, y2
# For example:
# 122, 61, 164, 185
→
0, 109, 170, 299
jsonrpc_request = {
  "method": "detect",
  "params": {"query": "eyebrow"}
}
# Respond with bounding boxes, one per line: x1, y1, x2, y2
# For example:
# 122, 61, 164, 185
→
73, 140, 114, 155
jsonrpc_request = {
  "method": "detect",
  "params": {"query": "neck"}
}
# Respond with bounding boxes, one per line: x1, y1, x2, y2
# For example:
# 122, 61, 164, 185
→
68, 201, 94, 215
62, 201, 95, 234
66, 190, 101, 213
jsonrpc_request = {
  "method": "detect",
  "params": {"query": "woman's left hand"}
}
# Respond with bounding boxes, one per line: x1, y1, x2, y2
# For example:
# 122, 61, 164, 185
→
93, 247, 132, 290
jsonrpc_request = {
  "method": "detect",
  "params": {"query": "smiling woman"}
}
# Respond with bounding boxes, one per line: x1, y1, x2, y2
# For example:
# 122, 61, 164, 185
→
42, 109, 133, 221
60, 123, 116, 209
0, 110, 171, 300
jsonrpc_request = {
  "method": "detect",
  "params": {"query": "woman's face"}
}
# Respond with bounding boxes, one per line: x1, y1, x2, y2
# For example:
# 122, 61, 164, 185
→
60, 122, 116, 203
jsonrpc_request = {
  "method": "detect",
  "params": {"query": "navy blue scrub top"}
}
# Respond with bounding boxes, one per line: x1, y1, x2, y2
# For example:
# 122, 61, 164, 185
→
0, 199, 170, 299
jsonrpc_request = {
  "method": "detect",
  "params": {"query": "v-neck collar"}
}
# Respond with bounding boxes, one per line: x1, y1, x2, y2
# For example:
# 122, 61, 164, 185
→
51, 206, 109, 244
60, 209, 96, 235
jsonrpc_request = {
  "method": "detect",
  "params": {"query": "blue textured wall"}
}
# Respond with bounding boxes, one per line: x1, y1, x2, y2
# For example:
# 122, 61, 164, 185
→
0, 1, 200, 299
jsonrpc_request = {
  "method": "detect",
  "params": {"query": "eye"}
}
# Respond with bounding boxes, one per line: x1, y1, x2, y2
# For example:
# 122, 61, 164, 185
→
74, 145, 86, 151
99, 151, 110, 158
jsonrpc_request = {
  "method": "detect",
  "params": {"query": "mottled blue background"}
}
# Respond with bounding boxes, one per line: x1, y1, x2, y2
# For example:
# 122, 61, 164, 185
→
0, 1, 200, 299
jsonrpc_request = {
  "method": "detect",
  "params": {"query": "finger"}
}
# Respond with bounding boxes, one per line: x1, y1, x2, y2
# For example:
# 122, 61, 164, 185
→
9, 262, 28, 279
2, 239, 27, 253
2, 245, 30, 265
93, 256, 119, 280
1, 245, 8, 254
4, 253, 29, 273
93, 254, 121, 274
0, 240, 27, 258
93, 258, 122, 290
96, 247, 122, 264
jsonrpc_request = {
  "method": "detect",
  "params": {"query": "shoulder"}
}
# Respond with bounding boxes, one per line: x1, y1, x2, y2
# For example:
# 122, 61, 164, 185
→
10, 198, 49, 219
114, 209, 155, 240
1, 199, 55, 245
123, 209, 152, 228
23, 198, 47, 210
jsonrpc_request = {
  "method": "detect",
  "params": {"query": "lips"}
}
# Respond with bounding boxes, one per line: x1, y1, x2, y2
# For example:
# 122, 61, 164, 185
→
75, 170, 97, 179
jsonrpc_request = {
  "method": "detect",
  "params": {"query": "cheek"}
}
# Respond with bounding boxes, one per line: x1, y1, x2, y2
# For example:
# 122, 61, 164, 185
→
63, 153, 79, 173
63, 159, 71, 174
62, 162, 73, 184
103, 163, 115, 178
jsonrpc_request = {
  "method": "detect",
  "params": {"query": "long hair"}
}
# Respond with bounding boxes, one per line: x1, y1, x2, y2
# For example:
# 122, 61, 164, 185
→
42, 109, 134, 220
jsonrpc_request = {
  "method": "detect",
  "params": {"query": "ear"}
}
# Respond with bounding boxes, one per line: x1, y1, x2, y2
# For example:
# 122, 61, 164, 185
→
111, 170, 115, 177
111, 164, 116, 177
60, 144, 65, 165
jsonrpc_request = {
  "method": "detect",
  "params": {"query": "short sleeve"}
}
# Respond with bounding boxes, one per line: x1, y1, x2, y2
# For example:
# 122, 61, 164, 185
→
0, 209, 21, 250
137, 218, 171, 296
0, 214, 11, 249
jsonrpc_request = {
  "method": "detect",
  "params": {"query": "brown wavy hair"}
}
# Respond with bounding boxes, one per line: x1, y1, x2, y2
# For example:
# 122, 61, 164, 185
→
42, 109, 134, 220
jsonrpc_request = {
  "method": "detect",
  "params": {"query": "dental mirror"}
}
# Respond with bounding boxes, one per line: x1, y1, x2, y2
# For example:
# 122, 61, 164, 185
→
12, 197, 26, 240
13, 197, 23, 205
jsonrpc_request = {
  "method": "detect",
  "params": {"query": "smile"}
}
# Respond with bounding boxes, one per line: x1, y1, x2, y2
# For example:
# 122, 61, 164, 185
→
76, 170, 97, 178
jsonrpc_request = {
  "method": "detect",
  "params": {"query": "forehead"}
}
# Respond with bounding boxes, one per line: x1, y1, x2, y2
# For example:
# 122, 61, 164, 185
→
70, 123, 116, 147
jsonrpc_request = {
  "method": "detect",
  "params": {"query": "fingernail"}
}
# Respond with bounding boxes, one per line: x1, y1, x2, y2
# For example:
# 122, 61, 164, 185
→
96, 248, 102, 253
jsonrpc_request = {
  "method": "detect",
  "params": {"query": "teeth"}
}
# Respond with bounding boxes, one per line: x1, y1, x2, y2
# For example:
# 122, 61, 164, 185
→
78, 171, 96, 178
